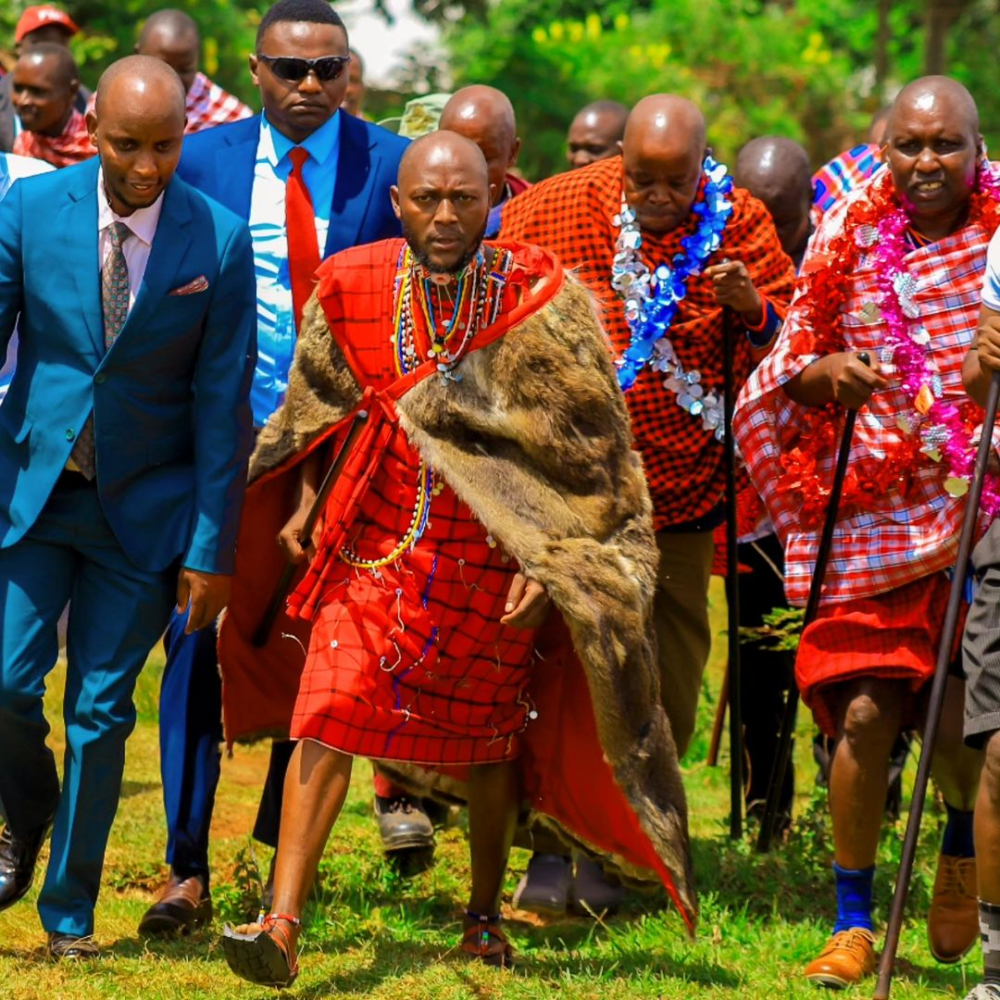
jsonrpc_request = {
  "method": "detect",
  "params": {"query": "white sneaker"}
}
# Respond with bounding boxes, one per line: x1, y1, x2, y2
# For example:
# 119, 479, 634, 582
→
964, 984, 1000, 1000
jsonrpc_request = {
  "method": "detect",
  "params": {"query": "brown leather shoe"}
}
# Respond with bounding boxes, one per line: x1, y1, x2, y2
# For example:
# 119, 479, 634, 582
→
138, 873, 212, 936
48, 933, 99, 960
803, 929, 877, 989
928, 854, 978, 963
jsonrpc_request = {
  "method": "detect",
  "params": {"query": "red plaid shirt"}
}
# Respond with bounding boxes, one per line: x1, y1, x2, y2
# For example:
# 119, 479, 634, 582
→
501, 156, 795, 529
184, 72, 252, 134
734, 171, 994, 606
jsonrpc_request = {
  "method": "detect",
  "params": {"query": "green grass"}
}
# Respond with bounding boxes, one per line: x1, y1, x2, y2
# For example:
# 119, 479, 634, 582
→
0, 580, 981, 998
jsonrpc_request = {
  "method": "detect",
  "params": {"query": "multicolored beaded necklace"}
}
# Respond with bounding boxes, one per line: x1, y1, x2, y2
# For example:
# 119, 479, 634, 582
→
339, 244, 513, 571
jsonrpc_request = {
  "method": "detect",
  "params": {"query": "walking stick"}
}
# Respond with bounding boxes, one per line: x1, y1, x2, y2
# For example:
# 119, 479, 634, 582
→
873, 369, 1000, 1000
723, 308, 744, 838
756, 353, 871, 853
707, 667, 729, 768
252, 409, 369, 648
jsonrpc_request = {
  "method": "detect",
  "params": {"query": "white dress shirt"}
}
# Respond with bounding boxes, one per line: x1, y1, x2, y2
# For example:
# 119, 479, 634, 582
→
97, 167, 164, 314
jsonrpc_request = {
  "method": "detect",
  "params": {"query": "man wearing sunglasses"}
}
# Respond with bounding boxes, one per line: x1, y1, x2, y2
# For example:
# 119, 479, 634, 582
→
136, 0, 408, 938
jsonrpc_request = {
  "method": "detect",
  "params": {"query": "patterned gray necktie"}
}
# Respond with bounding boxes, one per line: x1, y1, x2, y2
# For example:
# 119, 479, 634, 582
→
71, 221, 131, 479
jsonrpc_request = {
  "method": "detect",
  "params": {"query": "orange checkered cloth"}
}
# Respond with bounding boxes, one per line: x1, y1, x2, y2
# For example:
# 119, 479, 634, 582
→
501, 156, 796, 530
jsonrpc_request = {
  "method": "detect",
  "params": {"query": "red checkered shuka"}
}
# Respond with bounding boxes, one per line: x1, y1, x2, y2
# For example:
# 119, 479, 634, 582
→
289, 239, 555, 766
796, 571, 963, 736
13, 108, 94, 167
501, 155, 796, 530
183, 72, 252, 134
734, 172, 995, 607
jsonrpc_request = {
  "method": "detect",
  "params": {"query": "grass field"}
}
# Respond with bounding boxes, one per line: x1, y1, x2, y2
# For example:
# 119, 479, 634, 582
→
0, 580, 981, 999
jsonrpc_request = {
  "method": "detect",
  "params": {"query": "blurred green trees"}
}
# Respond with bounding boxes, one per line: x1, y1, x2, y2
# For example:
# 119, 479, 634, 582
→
3, 1, 1000, 179
1, 0, 261, 108
442, 0, 1000, 178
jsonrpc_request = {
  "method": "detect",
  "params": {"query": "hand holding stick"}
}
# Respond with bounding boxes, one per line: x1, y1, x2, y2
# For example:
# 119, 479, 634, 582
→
756, 352, 871, 852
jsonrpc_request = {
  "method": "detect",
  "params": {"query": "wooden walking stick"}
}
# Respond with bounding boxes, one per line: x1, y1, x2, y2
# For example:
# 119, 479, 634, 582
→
252, 409, 369, 648
707, 667, 729, 768
873, 369, 1000, 1000
756, 353, 871, 853
723, 308, 744, 838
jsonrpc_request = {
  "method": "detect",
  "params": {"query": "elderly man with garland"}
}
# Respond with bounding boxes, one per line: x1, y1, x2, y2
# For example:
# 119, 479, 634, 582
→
215, 130, 697, 987
735, 76, 995, 988
501, 93, 795, 905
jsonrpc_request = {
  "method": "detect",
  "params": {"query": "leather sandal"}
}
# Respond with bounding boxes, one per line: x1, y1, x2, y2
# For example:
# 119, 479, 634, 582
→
221, 912, 299, 987
460, 910, 515, 969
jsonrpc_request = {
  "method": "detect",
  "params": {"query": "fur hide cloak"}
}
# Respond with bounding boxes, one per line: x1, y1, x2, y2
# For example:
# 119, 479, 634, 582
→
217, 240, 697, 930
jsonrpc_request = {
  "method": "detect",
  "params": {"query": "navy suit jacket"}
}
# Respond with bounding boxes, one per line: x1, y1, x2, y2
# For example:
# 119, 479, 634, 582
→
0, 158, 257, 575
176, 111, 409, 254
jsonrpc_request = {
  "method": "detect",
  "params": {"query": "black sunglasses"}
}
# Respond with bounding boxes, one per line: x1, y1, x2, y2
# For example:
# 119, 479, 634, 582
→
256, 53, 350, 82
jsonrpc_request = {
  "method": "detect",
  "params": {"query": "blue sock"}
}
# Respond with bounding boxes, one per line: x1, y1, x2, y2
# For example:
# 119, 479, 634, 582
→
942, 802, 976, 858
833, 862, 875, 934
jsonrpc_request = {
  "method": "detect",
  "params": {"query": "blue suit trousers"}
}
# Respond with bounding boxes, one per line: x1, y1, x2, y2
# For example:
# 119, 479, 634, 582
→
158, 614, 292, 879
0, 475, 176, 936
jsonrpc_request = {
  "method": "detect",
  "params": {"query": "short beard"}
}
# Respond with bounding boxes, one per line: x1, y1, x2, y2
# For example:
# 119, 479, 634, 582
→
402, 219, 487, 276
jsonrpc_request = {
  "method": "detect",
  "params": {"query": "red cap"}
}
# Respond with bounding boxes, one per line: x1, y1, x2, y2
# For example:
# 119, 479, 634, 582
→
15, 6, 80, 44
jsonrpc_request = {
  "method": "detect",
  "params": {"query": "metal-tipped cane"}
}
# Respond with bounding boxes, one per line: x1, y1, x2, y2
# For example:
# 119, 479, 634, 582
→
723, 308, 744, 838
252, 409, 369, 648
756, 353, 871, 853
873, 369, 1000, 1000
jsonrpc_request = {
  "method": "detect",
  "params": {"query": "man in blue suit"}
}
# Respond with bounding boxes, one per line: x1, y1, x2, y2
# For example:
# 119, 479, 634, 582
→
0, 55, 256, 959
137, 0, 411, 936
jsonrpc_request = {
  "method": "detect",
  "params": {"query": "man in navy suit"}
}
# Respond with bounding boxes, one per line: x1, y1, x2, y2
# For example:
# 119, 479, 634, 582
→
0, 55, 256, 958
137, 0, 411, 935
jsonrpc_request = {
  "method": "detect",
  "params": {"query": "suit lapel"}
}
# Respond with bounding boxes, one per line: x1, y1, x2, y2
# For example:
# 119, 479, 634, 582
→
63, 160, 104, 359
113, 179, 193, 346
327, 113, 380, 256
215, 118, 257, 218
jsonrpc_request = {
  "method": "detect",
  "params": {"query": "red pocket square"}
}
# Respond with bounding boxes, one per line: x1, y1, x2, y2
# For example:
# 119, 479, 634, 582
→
169, 276, 209, 296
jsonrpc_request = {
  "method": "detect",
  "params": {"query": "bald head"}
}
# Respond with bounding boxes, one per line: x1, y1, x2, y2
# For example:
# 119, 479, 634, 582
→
736, 137, 812, 261
136, 9, 200, 93
16, 43, 78, 90
624, 95, 706, 157
886, 75, 979, 143
439, 86, 520, 207
882, 75, 983, 240
621, 95, 708, 235
11, 44, 80, 137
441, 86, 516, 142
89, 56, 187, 215
393, 131, 492, 274
399, 130, 490, 192
95, 55, 186, 122
567, 100, 628, 169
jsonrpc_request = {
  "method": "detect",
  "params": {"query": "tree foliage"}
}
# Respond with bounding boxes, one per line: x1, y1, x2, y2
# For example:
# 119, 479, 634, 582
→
443, 0, 1000, 180
1, 0, 262, 107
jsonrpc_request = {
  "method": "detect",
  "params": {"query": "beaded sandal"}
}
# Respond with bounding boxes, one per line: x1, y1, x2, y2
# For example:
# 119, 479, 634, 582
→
221, 912, 300, 987
460, 910, 515, 969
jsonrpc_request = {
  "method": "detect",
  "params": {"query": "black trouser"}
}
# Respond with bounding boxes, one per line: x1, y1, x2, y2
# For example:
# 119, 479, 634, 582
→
737, 533, 795, 818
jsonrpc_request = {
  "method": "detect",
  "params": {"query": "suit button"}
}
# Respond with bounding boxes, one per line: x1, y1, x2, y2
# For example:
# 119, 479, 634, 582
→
65, 429, 75, 441
95, 373, 106, 384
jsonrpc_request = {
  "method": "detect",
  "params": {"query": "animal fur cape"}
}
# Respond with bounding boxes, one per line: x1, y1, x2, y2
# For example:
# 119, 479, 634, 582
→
217, 238, 697, 931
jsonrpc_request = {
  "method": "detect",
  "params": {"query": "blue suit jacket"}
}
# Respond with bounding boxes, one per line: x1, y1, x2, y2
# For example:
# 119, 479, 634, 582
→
176, 112, 409, 254
0, 158, 257, 575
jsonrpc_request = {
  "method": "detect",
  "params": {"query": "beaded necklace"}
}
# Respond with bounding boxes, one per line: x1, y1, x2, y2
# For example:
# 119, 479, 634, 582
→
612, 155, 733, 439
339, 244, 513, 570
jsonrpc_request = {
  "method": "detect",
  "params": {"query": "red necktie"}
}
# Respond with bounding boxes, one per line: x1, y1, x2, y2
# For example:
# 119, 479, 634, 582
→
286, 146, 322, 333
